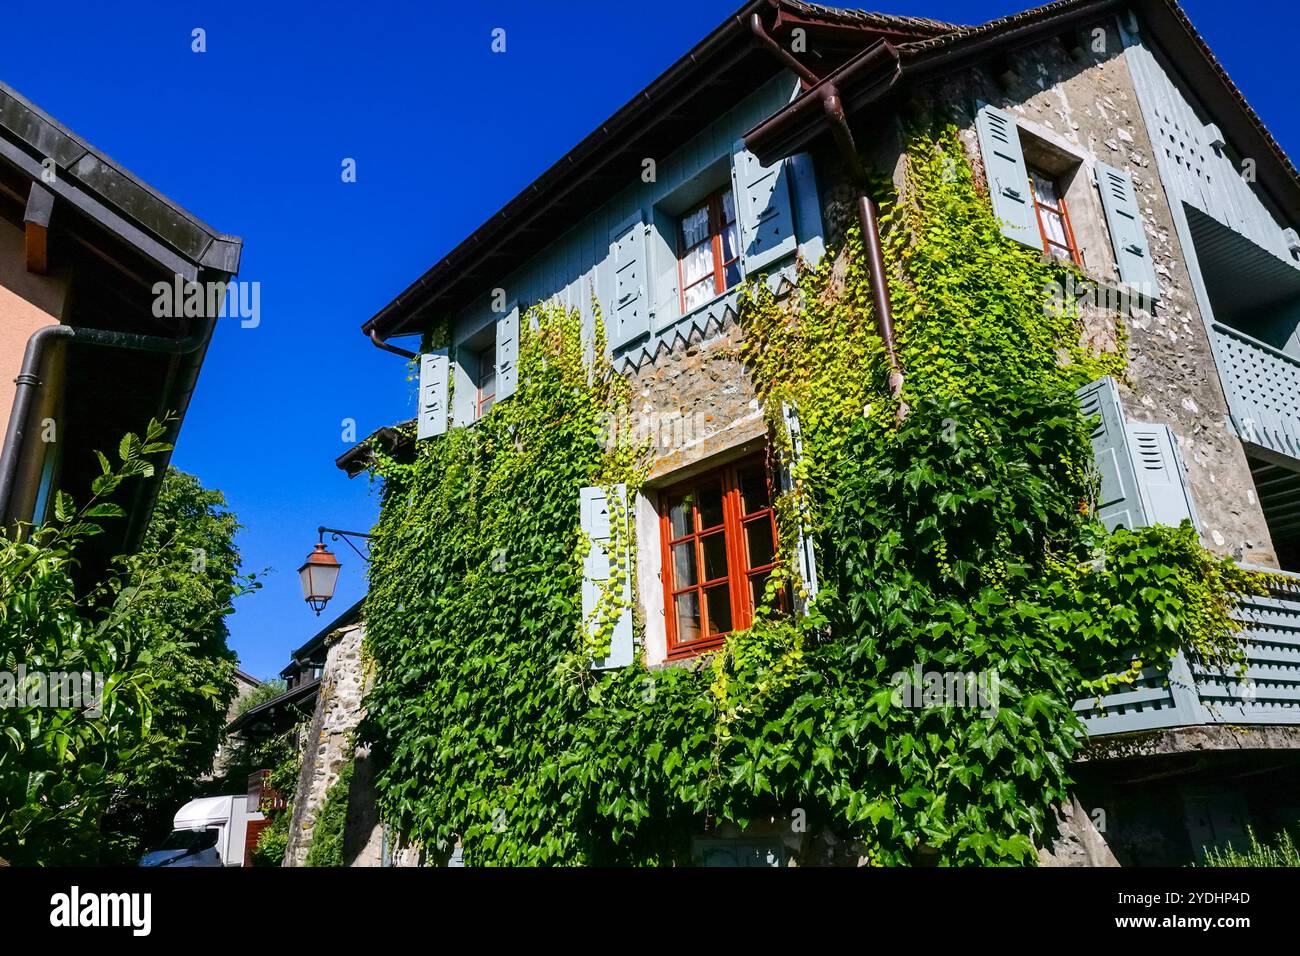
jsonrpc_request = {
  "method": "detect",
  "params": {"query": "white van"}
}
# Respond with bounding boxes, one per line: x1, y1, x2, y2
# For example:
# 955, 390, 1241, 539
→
139, 795, 262, 867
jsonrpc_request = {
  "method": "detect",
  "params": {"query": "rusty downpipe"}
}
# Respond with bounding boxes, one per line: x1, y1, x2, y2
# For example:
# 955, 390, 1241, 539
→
368, 326, 418, 360
749, 13, 905, 410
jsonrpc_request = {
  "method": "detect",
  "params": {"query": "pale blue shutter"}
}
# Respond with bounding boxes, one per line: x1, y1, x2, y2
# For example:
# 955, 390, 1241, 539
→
788, 151, 826, 266
416, 348, 449, 439
609, 215, 649, 349
732, 141, 797, 274
580, 484, 634, 670
780, 402, 818, 605
975, 104, 1037, 247
451, 349, 476, 427
1126, 423, 1200, 530
1076, 376, 1146, 530
1095, 162, 1159, 299
495, 303, 519, 402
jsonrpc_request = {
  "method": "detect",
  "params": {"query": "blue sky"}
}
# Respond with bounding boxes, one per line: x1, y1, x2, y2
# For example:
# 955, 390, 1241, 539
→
1, 0, 1293, 678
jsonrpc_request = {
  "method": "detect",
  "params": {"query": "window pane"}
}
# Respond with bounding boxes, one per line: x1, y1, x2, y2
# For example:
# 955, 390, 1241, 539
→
674, 591, 701, 644
669, 494, 695, 538
697, 482, 725, 529
738, 462, 770, 514
723, 259, 741, 292
683, 278, 714, 313
1030, 169, 1061, 208
681, 204, 711, 248
701, 531, 729, 582
704, 584, 732, 635
745, 517, 775, 569
720, 188, 736, 225
682, 241, 715, 289
1039, 208, 1068, 248
749, 570, 772, 610
721, 219, 738, 262
671, 541, 698, 588
479, 353, 496, 399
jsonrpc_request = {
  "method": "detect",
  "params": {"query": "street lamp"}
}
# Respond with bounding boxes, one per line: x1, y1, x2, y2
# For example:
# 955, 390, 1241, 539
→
298, 526, 372, 616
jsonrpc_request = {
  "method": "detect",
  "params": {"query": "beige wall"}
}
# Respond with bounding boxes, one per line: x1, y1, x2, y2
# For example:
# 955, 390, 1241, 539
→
0, 217, 68, 427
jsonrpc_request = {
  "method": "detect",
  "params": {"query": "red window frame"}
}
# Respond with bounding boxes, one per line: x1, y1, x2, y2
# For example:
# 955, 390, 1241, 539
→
659, 455, 782, 659
1027, 166, 1082, 265
677, 187, 740, 314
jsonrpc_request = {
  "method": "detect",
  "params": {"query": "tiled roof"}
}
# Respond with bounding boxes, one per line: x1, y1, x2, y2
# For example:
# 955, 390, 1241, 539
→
779, 1, 956, 35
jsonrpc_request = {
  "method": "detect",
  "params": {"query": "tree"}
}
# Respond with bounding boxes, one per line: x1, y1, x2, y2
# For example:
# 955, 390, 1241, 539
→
98, 467, 256, 865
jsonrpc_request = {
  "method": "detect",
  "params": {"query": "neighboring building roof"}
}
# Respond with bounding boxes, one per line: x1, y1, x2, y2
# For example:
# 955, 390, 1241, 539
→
234, 669, 262, 689
336, 420, 414, 477
0, 80, 242, 276
360, 0, 955, 342
225, 677, 321, 735
280, 596, 366, 678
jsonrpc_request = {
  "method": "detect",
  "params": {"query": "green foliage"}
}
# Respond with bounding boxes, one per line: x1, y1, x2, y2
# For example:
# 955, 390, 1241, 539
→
0, 421, 170, 865
232, 678, 288, 718
304, 758, 355, 867
244, 722, 306, 867
1199, 826, 1300, 867
99, 467, 256, 865
360, 125, 1257, 866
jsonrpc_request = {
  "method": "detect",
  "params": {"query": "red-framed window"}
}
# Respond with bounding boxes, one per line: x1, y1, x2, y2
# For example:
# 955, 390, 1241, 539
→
476, 347, 496, 419
1028, 167, 1082, 265
678, 186, 741, 314
659, 455, 781, 659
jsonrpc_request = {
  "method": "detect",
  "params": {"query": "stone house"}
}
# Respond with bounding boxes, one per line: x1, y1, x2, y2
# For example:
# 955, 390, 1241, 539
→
306, 0, 1300, 866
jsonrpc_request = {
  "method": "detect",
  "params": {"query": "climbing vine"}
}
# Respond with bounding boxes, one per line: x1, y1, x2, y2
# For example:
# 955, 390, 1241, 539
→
360, 123, 1262, 866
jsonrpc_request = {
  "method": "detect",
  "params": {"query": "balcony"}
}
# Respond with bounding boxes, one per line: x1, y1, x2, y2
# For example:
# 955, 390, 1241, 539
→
1077, 570, 1300, 736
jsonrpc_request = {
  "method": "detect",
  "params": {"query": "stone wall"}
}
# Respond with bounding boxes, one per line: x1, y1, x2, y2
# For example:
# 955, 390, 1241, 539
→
933, 21, 1276, 565
284, 622, 375, 867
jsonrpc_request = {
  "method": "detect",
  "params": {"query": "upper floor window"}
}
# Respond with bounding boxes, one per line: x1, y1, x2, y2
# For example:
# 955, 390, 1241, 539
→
678, 186, 740, 314
1028, 166, 1081, 265
476, 345, 496, 418
659, 455, 781, 659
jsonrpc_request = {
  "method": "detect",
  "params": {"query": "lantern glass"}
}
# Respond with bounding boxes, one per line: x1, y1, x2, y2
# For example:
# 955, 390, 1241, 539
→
298, 543, 341, 614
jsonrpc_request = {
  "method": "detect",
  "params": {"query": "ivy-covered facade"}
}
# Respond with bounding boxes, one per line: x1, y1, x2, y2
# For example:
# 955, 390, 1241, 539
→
301, 0, 1300, 867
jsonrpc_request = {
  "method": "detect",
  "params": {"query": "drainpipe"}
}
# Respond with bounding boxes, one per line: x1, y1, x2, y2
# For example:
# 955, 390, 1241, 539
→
0, 323, 209, 530
749, 14, 906, 411
368, 327, 418, 361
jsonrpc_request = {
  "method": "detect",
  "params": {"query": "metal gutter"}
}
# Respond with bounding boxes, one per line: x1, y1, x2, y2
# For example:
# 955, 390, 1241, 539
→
749, 14, 906, 408
0, 323, 212, 530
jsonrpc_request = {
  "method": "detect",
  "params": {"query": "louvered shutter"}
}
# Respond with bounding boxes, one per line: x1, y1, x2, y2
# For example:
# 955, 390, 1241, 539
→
609, 215, 649, 349
974, 104, 1038, 247
732, 140, 797, 274
1126, 423, 1200, 530
788, 151, 825, 266
580, 484, 634, 670
1095, 162, 1159, 299
1076, 376, 1147, 530
416, 348, 450, 439
495, 303, 519, 402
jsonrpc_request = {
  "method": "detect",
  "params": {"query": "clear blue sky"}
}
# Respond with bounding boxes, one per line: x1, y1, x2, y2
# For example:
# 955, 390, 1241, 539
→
1, 1, 1293, 678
